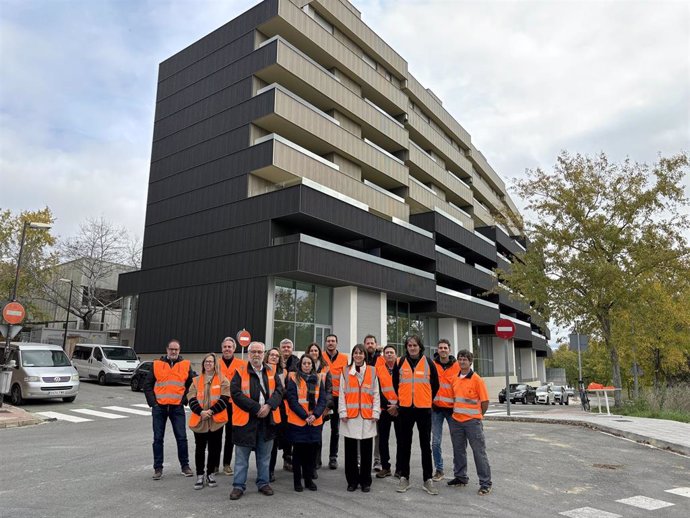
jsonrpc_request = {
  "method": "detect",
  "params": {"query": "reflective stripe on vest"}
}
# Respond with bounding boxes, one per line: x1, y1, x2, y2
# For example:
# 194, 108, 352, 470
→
452, 376, 483, 422
398, 357, 432, 408
322, 351, 348, 397
376, 362, 398, 407
188, 374, 228, 428
342, 366, 376, 419
219, 356, 246, 404
153, 360, 190, 405
286, 372, 323, 427
433, 360, 460, 408
232, 366, 279, 426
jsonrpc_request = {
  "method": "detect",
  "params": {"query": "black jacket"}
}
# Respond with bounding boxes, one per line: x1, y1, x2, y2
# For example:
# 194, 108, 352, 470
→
143, 355, 194, 408
230, 364, 284, 447
392, 354, 440, 405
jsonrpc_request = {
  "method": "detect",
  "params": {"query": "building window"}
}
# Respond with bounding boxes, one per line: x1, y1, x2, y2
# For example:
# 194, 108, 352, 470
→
474, 334, 494, 377
362, 52, 377, 69
273, 278, 332, 349
387, 300, 437, 356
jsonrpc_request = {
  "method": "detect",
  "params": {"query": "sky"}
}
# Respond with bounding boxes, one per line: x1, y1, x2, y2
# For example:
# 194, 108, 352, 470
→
1, 1, 688, 242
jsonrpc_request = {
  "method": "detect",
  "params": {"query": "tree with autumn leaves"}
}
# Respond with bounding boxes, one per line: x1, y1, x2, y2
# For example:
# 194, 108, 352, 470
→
502, 152, 690, 407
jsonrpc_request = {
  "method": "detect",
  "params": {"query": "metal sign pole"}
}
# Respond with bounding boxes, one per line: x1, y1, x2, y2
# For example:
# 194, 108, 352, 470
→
505, 338, 511, 417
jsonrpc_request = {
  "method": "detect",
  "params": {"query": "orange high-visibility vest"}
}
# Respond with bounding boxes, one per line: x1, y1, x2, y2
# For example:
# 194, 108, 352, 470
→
218, 356, 246, 403
188, 374, 228, 427
342, 365, 376, 419
286, 372, 324, 426
433, 360, 460, 408
452, 373, 485, 423
232, 365, 281, 426
376, 361, 398, 408
398, 356, 432, 408
322, 351, 348, 397
153, 359, 190, 405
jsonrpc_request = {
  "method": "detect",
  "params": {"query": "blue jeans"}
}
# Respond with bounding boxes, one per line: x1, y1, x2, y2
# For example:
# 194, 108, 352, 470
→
449, 418, 492, 488
152, 404, 189, 470
233, 437, 274, 491
431, 408, 453, 471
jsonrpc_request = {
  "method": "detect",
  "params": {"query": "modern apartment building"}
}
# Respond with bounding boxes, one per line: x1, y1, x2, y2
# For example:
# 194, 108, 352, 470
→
118, 0, 550, 389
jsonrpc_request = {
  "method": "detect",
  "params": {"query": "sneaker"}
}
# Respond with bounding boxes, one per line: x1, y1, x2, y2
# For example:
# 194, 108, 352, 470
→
152, 469, 162, 480
229, 488, 243, 500
432, 469, 444, 481
447, 477, 468, 487
223, 464, 233, 476
423, 479, 439, 495
294, 484, 304, 492
478, 486, 492, 496
328, 458, 338, 470
206, 473, 217, 488
283, 461, 293, 472
306, 481, 317, 491
259, 484, 274, 496
396, 476, 410, 493
361, 485, 371, 493
347, 484, 357, 492
181, 466, 193, 477
194, 475, 204, 490
376, 468, 392, 479
394, 470, 402, 479
373, 461, 382, 472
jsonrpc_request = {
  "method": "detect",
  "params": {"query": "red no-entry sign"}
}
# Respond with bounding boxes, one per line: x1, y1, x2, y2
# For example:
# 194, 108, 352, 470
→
236, 329, 251, 348
2, 301, 26, 325
495, 318, 516, 340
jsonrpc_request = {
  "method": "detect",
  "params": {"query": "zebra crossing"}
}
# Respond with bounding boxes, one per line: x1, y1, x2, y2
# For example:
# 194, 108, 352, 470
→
560, 487, 690, 517
35, 403, 171, 423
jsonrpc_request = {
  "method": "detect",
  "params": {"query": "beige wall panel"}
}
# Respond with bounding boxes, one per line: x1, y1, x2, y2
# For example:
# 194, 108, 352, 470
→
408, 110, 474, 176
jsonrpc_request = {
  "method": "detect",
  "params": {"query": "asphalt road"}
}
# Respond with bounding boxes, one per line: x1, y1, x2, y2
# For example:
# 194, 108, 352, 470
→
1, 383, 688, 518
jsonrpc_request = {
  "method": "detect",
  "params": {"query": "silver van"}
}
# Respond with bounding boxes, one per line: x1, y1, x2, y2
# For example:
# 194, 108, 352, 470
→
1, 342, 80, 405
71, 344, 140, 385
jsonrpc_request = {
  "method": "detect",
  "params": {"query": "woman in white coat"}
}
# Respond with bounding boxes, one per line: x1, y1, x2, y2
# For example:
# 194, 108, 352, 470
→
339, 343, 380, 492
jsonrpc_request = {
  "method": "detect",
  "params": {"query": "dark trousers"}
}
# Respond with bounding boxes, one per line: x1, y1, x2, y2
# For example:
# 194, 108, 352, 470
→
378, 410, 399, 471
152, 404, 188, 470
329, 397, 340, 459
292, 442, 318, 486
397, 406, 433, 481
193, 427, 223, 476
345, 437, 372, 488
217, 406, 234, 467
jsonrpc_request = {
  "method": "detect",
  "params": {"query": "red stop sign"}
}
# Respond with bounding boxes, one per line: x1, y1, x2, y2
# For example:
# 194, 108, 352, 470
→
495, 318, 516, 340
3, 301, 26, 325
236, 329, 251, 348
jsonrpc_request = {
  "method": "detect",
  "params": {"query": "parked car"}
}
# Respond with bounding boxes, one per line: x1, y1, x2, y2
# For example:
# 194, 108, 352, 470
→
72, 344, 140, 385
535, 385, 554, 405
552, 385, 570, 405
498, 384, 537, 404
1, 342, 80, 405
130, 361, 153, 392
565, 386, 575, 400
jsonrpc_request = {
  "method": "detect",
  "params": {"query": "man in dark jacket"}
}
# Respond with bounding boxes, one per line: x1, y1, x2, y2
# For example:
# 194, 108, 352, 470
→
229, 341, 284, 500
278, 338, 299, 471
143, 339, 195, 480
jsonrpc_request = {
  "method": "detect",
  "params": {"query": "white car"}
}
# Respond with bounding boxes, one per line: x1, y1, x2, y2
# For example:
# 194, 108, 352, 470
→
535, 385, 554, 405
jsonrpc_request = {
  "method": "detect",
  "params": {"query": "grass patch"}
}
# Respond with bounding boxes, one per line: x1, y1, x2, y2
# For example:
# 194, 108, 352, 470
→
615, 384, 690, 423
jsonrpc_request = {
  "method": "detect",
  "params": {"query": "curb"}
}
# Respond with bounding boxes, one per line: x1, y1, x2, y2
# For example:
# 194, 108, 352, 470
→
0, 405, 47, 429
485, 415, 690, 457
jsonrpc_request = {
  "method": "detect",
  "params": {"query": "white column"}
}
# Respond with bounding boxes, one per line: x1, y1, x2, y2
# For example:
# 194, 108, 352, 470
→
333, 286, 357, 353
438, 318, 458, 352
457, 319, 473, 354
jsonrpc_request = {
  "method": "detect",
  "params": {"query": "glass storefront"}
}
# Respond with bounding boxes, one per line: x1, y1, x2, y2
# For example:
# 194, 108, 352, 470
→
387, 299, 437, 356
474, 334, 494, 377
272, 278, 332, 350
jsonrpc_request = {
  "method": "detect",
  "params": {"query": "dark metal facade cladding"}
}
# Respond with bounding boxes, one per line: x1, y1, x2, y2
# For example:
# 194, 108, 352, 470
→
435, 292, 499, 325
435, 253, 494, 292
475, 225, 525, 259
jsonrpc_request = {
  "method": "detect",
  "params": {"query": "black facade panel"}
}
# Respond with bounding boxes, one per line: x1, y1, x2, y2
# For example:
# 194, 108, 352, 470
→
118, 270, 140, 297
436, 293, 499, 325
435, 253, 494, 291
433, 214, 496, 263
158, 0, 278, 80
141, 220, 272, 270
155, 42, 277, 122
151, 90, 274, 162
133, 276, 269, 354
476, 225, 524, 259
512, 323, 533, 342
157, 32, 257, 102
149, 125, 253, 183
147, 141, 273, 204
497, 291, 532, 315
153, 77, 254, 141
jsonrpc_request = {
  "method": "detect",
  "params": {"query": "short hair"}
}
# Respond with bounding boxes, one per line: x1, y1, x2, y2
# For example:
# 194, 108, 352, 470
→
363, 334, 377, 343
279, 338, 294, 347
437, 339, 451, 348
383, 345, 397, 354
325, 334, 338, 343
221, 337, 236, 346
457, 349, 473, 363
248, 341, 266, 353
167, 339, 181, 347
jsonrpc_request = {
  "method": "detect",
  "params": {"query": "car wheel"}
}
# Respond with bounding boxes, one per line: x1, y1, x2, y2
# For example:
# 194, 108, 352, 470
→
532, 397, 536, 405
98, 372, 107, 386
522, 397, 527, 404
551, 398, 555, 405
10, 384, 23, 406
499, 398, 504, 404
130, 377, 140, 392
565, 399, 569, 405
63, 396, 76, 403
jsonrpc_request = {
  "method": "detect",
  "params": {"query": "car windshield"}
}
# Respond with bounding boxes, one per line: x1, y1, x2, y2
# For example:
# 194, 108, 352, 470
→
515, 385, 528, 390
21, 350, 71, 367
102, 347, 137, 360
536, 386, 550, 393
553, 387, 562, 392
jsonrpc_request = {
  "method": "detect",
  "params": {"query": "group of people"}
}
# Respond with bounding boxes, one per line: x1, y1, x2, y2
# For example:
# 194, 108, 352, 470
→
143, 333, 492, 500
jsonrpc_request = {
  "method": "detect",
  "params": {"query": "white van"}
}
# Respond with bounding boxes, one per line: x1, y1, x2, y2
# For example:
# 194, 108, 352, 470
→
1, 342, 80, 405
71, 344, 140, 385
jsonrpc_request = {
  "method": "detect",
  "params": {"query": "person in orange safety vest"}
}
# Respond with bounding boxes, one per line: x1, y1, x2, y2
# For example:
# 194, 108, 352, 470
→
431, 339, 460, 482
321, 333, 348, 469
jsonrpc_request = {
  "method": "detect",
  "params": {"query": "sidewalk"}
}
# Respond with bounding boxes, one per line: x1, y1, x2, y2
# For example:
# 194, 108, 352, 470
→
486, 405, 690, 456
0, 403, 44, 428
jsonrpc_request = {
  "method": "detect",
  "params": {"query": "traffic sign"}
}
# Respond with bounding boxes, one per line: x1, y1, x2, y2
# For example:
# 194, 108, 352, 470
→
236, 329, 251, 348
2, 302, 26, 325
495, 318, 516, 339
0, 324, 23, 340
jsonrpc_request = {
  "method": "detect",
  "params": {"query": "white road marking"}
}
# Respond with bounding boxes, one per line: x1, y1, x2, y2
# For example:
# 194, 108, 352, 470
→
103, 405, 151, 416
665, 487, 690, 498
616, 496, 674, 510
559, 507, 621, 518
132, 403, 150, 408
71, 408, 128, 419
36, 411, 92, 423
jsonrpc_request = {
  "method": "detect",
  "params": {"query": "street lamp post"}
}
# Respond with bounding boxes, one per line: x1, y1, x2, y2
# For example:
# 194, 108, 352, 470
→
59, 279, 74, 351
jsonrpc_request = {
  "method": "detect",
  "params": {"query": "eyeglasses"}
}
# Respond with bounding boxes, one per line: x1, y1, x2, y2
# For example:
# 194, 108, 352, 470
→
248, 350, 264, 355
